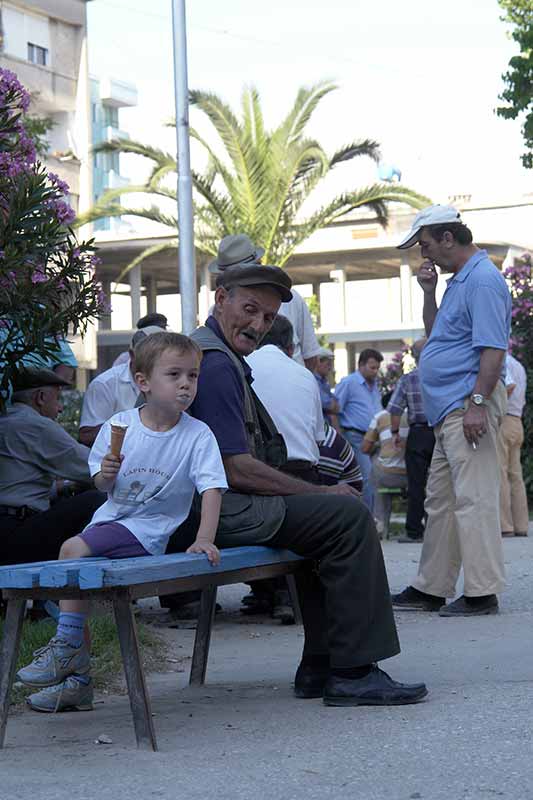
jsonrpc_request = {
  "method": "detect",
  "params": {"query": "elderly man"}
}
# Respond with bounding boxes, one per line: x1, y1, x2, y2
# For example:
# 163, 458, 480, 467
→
392, 205, 511, 616
79, 325, 165, 446
335, 349, 384, 511
0, 367, 103, 565
209, 234, 321, 369
166, 257, 427, 707
388, 339, 435, 542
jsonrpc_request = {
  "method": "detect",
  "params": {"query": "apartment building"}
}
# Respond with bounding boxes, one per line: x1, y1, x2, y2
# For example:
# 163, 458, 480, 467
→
0, 0, 92, 215
90, 75, 137, 233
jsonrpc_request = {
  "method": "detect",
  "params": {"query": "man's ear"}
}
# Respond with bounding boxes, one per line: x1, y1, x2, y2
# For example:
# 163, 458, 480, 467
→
135, 372, 150, 393
214, 286, 228, 310
287, 344, 295, 358
34, 388, 45, 409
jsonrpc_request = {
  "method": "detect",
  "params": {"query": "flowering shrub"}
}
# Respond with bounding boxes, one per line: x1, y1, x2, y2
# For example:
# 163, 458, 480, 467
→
504, 253, 533, 499
379, 346, 414, 395
0, 69, 108, 411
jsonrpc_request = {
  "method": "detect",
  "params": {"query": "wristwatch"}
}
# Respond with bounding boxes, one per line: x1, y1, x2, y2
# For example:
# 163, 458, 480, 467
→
471, 393, 485, 406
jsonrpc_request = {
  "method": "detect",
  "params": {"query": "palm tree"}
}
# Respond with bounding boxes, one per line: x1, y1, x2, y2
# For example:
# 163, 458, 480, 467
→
76, 82, 429, 281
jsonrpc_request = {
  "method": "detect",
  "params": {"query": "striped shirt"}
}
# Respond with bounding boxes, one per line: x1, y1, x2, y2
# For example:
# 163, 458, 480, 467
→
317, 424, 363, 492
387, 368, 428, 425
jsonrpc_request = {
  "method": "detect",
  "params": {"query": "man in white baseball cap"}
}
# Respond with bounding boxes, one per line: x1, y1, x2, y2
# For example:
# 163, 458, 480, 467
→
397, 205, 463, 250
392, 205, 512, 617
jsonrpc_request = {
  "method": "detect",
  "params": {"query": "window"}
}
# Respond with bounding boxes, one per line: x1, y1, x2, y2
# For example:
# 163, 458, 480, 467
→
27, 42, 48, 66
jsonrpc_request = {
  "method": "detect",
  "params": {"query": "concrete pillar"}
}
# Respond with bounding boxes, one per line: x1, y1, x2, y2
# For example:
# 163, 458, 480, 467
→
329, 268, 347, 326
400, 254, 413, 324
129, 264, 142, 326
99, 278, 112, 330
311, 281, 321, 327
145, 276, 158, 315
334, 341, 349, 381
198, 262, 211, 322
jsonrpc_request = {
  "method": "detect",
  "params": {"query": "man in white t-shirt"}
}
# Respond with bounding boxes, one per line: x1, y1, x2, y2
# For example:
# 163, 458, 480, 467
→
245, 314, 325, 622
247, 315, 325, 483
500, 351, 529, 537
79, 325, 165, 446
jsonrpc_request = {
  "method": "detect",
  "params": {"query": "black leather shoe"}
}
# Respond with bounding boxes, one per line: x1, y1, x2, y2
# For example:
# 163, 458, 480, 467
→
438, 595, 498, 617
392, 586, 445, 612
323, 665, 428, 706
294, 663, 329, 699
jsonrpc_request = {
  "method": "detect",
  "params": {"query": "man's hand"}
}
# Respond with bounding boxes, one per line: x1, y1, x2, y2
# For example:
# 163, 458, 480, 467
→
101, 453, 123, 483
392, 432, 402, 450
321, 483, 361, 498
186, 539, 221, 566
417, 260, 438, 293
463, 404, 488, 446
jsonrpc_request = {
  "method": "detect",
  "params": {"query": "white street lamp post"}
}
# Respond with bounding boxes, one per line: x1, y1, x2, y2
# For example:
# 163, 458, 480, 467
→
171, 0, 197, 333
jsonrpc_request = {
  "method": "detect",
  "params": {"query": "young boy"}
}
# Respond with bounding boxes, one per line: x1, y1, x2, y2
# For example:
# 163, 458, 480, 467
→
17, 332, 228, 712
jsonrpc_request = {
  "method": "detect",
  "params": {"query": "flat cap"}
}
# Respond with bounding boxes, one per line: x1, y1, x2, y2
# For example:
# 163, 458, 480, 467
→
216, 262, 292, 303
12, 366, 71, 392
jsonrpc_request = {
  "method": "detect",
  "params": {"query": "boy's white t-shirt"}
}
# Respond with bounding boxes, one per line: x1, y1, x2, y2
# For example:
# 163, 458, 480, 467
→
87, 408, 228, 555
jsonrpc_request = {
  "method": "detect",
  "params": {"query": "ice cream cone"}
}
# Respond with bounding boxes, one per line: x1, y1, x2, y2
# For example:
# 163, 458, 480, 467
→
110, 424, 128, 457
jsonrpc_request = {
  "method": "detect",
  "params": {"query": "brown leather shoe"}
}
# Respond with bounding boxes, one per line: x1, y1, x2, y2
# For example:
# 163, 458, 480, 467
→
501, 531, 515, 537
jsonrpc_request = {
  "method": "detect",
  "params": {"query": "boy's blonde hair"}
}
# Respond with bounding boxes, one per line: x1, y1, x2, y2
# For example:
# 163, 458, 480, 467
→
133, 332, 202, 378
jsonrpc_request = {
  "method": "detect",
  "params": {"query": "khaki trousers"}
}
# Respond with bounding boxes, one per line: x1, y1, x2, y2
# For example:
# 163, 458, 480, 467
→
412, 382, 507, 598
499, 415, 529, 534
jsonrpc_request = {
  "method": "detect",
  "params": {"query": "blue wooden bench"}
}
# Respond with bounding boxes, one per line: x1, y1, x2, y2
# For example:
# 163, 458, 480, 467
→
0, 547, 306, 751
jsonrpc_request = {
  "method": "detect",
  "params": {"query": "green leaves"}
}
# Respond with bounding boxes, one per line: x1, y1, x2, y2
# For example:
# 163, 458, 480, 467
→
0, 70, 106, 412
496, 0, 533, 168
77, 81, 430, 273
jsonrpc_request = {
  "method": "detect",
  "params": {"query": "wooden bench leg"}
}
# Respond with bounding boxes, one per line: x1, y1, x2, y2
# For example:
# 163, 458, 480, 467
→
112, 590, 158, 752
0, 598, 26, 749
286, 575, 303, 625
189, 586, 217, 687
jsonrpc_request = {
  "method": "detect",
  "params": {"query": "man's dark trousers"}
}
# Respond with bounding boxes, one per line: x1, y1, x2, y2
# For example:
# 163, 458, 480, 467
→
0, 490, 105, 566
405, 425, 435, 541
167, 494, 400, 668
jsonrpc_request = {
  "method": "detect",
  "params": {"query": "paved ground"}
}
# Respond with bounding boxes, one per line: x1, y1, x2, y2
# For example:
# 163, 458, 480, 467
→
2, 532, 533, 800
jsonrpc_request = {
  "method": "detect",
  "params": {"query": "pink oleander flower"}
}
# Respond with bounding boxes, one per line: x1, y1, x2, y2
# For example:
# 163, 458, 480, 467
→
48, 172, 70, 196
31, 268, 48, 284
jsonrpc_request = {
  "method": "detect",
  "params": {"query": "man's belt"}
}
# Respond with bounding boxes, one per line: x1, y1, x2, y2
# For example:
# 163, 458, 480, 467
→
0, 505, 39, 520
343, 427, 367, 435
410, 422, 431, 428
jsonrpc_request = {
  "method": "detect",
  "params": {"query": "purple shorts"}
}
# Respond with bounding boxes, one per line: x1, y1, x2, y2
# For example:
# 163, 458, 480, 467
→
79, 522, 149, 559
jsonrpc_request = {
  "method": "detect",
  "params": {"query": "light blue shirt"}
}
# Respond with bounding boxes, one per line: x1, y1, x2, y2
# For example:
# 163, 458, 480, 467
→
335, 371, 381, 431
419, 250, 511, 427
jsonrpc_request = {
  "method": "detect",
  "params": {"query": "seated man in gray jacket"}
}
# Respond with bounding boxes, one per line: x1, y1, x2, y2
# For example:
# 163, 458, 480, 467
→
0, 367, 104, 566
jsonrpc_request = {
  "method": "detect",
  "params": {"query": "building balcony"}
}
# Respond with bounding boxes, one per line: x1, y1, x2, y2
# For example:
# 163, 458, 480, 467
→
104, 126, 129, 143
106, 170, 129, 190
99, 78, 138, 109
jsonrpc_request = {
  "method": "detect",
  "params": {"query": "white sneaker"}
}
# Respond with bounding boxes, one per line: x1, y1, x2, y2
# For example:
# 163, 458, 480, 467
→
17, 637, 90, 688
27, 676, 94, 713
